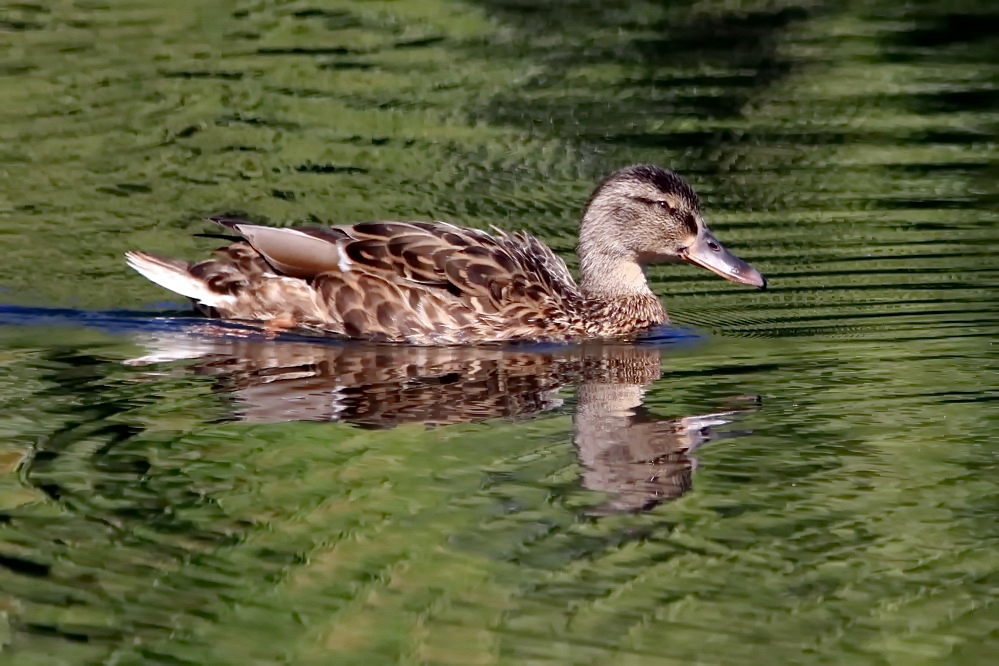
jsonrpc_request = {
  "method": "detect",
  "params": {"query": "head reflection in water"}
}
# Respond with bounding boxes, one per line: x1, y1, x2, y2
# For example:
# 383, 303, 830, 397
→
130, 333, 758, 514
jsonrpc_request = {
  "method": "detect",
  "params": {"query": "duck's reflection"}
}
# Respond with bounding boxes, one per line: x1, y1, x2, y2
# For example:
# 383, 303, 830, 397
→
132, 335, 757, 513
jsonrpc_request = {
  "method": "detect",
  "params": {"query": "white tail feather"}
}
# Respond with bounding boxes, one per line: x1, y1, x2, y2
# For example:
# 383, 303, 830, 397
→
125, 251, 234, 307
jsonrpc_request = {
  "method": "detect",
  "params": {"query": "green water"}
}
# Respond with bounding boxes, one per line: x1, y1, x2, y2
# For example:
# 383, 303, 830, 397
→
1, 0, 998, 663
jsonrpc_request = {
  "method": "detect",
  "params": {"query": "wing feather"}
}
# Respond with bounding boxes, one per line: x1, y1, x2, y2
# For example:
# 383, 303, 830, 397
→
189, 217, 583, 342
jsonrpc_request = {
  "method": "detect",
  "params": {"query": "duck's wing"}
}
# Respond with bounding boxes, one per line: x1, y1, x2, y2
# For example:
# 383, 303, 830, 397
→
210, 216, 350, 279
216, 218, 580, 325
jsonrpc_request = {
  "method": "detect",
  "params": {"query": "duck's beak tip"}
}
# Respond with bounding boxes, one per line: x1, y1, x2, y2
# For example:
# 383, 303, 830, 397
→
758, 275, 768, 291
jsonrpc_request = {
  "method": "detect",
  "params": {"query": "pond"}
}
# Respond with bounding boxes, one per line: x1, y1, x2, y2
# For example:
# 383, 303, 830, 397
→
0, 0, 997, 664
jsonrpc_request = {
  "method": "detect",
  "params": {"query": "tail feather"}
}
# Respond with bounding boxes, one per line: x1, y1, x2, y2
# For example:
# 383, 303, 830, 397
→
125, 251, 234, 307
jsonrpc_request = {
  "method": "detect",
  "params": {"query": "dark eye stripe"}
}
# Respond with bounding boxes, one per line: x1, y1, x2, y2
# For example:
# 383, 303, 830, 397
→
682, 213, 698, 236
634, 197, 698, 234
635, 196, 672, 211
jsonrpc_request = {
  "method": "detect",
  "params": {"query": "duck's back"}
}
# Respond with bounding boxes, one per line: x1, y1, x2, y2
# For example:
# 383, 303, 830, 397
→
127, 219, 583, 344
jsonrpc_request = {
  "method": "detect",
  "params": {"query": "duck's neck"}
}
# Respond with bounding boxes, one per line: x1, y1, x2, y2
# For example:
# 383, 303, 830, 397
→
577, 251, 668, 328
579, 250, 650, 298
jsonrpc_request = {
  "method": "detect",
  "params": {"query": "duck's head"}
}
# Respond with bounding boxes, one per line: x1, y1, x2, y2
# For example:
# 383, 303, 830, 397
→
578, 164, 766, 296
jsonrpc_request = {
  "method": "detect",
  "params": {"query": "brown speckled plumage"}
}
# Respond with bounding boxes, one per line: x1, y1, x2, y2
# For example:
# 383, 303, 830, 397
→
126, 165, 766, 344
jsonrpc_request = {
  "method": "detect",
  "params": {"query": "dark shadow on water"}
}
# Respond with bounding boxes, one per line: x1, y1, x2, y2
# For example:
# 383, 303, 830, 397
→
0, 303, 701, 347
469, 0, 814, 151
0, 303, 206, 335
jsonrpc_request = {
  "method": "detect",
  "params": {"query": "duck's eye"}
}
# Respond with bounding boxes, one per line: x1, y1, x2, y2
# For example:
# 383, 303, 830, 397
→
656, 200, 674, 214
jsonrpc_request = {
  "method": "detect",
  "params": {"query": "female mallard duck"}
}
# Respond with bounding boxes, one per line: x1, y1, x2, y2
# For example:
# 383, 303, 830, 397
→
126, 164, 766, 344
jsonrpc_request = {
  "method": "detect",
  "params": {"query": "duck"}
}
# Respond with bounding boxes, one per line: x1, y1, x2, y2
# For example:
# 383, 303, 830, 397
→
126, 164, 766, 345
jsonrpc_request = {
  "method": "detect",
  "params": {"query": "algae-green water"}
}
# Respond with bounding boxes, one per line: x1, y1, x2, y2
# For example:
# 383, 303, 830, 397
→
1, 0, 997, 664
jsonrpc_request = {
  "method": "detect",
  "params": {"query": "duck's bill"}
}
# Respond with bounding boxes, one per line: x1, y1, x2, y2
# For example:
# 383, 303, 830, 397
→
680, 231, 767, 289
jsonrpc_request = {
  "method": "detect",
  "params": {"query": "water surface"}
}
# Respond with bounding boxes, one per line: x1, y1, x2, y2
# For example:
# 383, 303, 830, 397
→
0, 0, 998, 664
